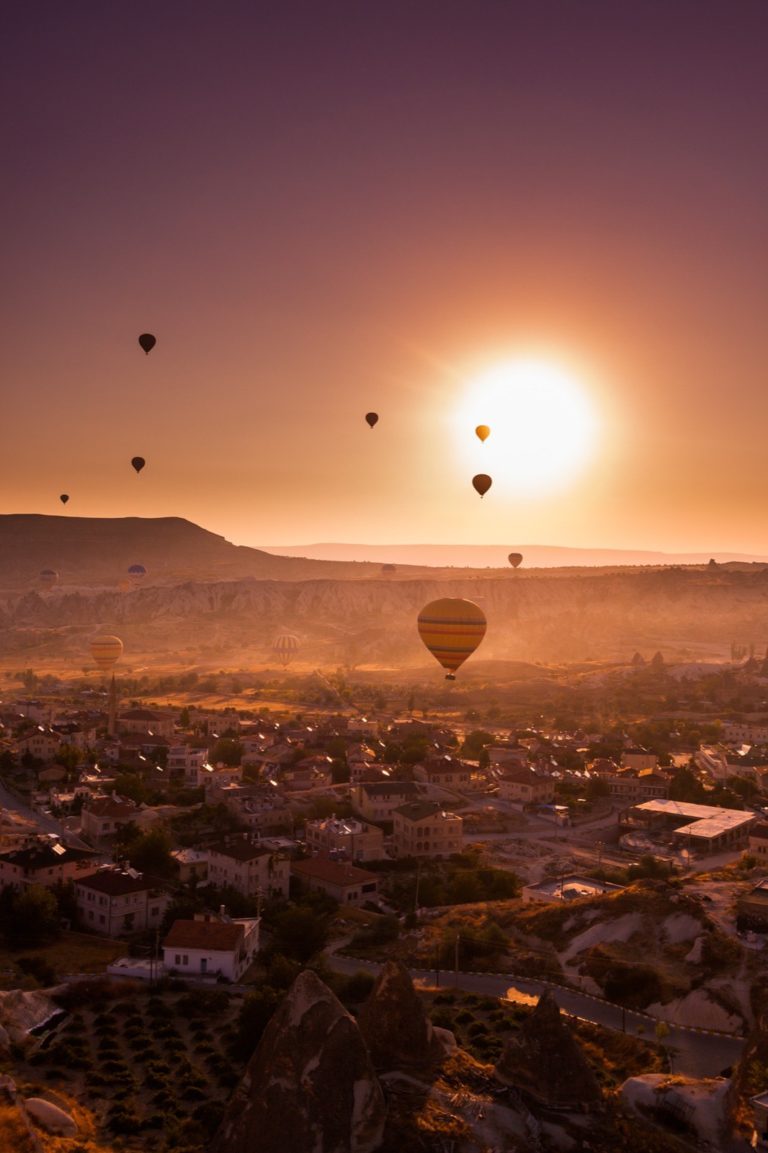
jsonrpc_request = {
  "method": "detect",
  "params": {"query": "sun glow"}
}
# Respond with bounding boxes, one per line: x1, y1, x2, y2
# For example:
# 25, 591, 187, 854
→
457, 358, 599, 495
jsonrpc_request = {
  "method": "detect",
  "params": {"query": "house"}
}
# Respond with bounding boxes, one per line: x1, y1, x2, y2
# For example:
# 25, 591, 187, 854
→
166, 744, 209, 787
280, 755, 333, 791
749, 823, 768, 864
0, 839, 101, 891
414, 755, 471, 790
207, 838, 290, 898
81, 796, 140, 841
392, 800, 463, 859
75, 867, 171, 936
163, 914, 259, 981
118, 707, 175, 738
607, 769, 670, 802
291, 858, 379, 906
487, 743, 529, 771
171, 847, 209, 884
620, 748, 659, 772
498, 767, 556, 805
304, 815, 385, 862
15, 727, 64, 761
352, 780, 421, 822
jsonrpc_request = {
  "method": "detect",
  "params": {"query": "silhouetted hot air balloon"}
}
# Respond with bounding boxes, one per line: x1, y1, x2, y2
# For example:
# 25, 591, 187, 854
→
417, 598, 487, 680
508, 552, 523, 568
60, 494, 69, 504
127, 563, 147, 586
272, 633, 300, 667
475, 425, 490, 443
365, 412, 379, 429
382, 563, 397, 575
90, 635, 123, 672
138, 333, 156, 354
39, 569, 59, 590
472, 474, 492, 498
131, 456, 146, 474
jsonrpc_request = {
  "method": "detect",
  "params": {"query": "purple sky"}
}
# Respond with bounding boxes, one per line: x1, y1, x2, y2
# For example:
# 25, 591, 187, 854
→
3, 1, 767, 553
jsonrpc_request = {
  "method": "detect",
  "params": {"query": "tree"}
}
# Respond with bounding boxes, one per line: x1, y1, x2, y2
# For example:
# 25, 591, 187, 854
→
127, 828, 177, 878
0, 885, 60, 948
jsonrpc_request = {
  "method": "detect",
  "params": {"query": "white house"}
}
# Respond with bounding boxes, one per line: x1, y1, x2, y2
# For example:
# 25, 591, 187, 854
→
162, 915, 259, 981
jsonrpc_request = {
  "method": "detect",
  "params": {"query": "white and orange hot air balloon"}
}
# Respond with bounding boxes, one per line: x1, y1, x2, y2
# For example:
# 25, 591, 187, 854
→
90, 635, 123, 672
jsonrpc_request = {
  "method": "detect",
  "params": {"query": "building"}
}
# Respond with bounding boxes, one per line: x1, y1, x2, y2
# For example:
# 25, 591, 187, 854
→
498, 767, 555, 806
207, 838, 289, 898
304, 815, 385, 862
75, 867, 170, 936
414, 755, 471, 790
171, 847, 209, 884
607, 769, 670, 802
118, 707, 175, 738
620, 799, 756, 856
621, 748, 659, 772
80, 796, 141, 841
737, 878, 768, 931
166, 744, 210, 787
749, 823, 768, 864
163, 915, 259, 981
291, 857, 379, 906
392, 800, 463, 858
352, 780, 421, 822
0, 839, 100, 891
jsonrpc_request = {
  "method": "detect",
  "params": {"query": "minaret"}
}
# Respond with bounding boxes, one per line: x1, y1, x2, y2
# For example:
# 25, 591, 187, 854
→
108, 674, 118, 737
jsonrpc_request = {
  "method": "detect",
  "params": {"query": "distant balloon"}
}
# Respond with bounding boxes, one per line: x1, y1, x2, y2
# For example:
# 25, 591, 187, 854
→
39, 569, 59, 590
272, 633, 300, 667
90, 635, 123, 672
508, 552, 523, 568
475, 424, 490, 442
131, 456, 146, 474
472, 474, 492, 498
417, 597, 487, 680
59, 494, 69, 504
365, 412, 379, 429
127, 563, 147, 586
138, 333, 156, 354
381, 563, 397, 574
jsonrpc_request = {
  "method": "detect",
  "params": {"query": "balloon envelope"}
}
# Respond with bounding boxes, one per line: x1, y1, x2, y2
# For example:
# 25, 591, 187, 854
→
472, 473, 492, 497
90, 635, 123, 671
39, 569, 59, 589
365, 412, 379, 428
417, 597, 487, 679
508, 552, 523, 568
131, 456, 146, 474
59, 494, 69, 504
127, 563, 147, 586
272, 633, 300, 667
475, 424, 490, 442
138, 333, 156, 354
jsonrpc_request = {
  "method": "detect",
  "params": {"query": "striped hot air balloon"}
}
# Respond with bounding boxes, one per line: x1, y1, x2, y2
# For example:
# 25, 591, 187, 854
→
90, 635, 123, 672
39, 568, 59, 590
272, 633, 300, 667
417, 598, 486, 680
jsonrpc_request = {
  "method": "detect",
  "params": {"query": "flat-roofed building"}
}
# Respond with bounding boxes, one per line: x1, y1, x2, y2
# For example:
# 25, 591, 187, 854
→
621, 799, 756, 856
304, 815, 385, 862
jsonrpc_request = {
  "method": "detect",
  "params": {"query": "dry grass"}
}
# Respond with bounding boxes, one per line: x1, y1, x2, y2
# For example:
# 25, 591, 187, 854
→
0, 934, 124, 991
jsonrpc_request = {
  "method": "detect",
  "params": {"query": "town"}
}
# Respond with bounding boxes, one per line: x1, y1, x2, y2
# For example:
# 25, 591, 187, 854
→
1, 654, 768, 1150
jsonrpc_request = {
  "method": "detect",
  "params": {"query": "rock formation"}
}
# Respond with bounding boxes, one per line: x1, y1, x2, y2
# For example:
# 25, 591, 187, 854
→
357, 960, 448, 1073
496, 990, 602, 1110
212, 969, 386, 1153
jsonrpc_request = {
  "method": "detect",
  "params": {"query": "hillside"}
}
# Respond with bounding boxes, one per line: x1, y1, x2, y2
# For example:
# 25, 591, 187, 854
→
3, 516, 768, 667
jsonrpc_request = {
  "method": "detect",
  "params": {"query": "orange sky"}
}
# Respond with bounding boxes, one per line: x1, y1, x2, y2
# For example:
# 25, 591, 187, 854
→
3, 2, 767, 555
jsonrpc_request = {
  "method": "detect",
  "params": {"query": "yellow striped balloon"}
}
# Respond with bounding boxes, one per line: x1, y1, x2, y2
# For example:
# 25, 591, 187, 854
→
417, 598, 487, 680
90, 635, 124, 671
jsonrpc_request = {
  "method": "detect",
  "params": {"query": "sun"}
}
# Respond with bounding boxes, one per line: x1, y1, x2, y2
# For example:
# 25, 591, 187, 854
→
457, 358, 599, 495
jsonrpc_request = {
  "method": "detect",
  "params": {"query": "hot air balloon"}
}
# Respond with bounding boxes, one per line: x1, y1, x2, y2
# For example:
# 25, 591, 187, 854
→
475, 424, 490, 442
131, 456, 146, 474
472, 474, 492, 498
90, 635, 123, 672
60, 494, 69, 504
127, 563, 147, 586
365, 412, 379, 429
138, 333, 156, 354
417, 597, 487, 680
272, 633, 300, 667
39, 569, 59, 590
381, 563, 397, 575
508, 552, 523, 568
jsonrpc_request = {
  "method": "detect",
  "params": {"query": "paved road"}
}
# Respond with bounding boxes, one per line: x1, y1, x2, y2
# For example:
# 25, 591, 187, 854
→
326, 951, 744, 1079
